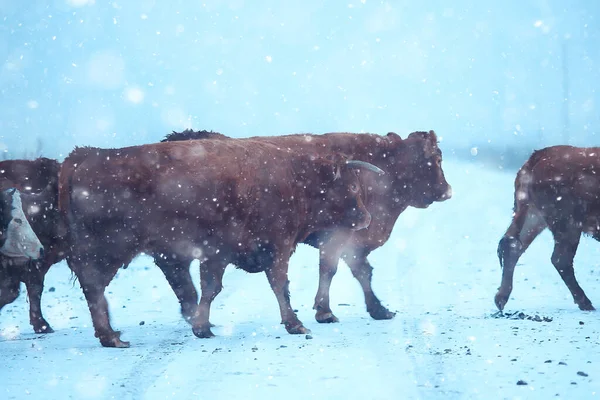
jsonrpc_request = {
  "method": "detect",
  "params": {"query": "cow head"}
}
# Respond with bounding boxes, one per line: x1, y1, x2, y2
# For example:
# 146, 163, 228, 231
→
0, 188, 44, 260
386, 131, 452, 208
309, 154, 383, 231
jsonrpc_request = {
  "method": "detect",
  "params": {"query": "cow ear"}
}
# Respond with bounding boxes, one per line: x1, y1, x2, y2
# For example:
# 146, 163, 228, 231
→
424, 131, 438, 157
317, 159, 339, 183
331, 153, 349, 181
386, 132, 401, 141
326, 152, 348, 164
333, 164, 341, 181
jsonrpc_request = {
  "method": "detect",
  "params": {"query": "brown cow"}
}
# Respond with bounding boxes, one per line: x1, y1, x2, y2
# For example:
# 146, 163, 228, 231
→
0, 158, 66, 333
58, 139, 379, 347
0, 158, 59, 193
496, 145, 599, 311
160, 129, 452, 323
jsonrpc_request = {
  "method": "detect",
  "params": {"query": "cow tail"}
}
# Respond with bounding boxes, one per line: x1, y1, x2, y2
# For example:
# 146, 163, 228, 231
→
498, 149, 546, 269
58, 154, 81, 283
57, 157, 75, 224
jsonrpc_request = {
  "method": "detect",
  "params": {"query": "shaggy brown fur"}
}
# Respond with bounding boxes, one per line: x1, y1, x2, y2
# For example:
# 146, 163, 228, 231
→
58, 139, 372, 347
496, 145, 600, 311
161, 129, 452, 323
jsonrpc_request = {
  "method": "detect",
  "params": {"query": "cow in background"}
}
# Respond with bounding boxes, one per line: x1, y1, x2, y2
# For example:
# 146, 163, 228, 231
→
58, 139, 380, 347
496, 145, 600, 311
0, 158, 64, 333
0, 158, 59, 193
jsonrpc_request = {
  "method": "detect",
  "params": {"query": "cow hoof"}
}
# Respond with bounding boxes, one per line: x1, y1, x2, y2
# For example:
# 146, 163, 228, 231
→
100, 337, 130, 348
99, 331, 130, 348
315, 311, 339, 324
192, 325, 215, 338
286, 323, 310, 335
494, 292, 509, 311
578, 301, 595, 311
369, 307, 396, 320
34, 324, 54, 334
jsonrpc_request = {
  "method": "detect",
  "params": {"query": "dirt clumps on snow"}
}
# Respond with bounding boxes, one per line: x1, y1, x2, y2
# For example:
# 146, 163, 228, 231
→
490, 310, 553, 322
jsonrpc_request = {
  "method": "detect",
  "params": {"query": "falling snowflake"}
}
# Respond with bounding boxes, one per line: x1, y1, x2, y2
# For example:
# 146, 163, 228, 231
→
124, 87, 144, 104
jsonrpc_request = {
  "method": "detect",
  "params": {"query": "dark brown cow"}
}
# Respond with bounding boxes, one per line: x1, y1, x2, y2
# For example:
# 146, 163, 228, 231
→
496, 145, 599, 311
0, 158, 66, 333
160, 129, 452, 323
0, 158, 60, 193
58, 139, 378, 347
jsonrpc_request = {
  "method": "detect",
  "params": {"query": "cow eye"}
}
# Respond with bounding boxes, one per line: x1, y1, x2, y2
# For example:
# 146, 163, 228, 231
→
14, 218, 23, 225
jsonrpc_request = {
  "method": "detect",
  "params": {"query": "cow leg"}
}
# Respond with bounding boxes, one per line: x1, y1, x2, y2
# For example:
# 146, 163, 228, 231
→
70, 258, 129, 348
0, 275, 21, 311
549, 225, 594, 311
265, 255, 309, 335
24, 262, 54, 333
191, 258, 227, 338
154, 257, 198, 322
495, 207, 547, 310
313, 232, 349, 323
313, 250, 341, 323
342, 251, 395, 320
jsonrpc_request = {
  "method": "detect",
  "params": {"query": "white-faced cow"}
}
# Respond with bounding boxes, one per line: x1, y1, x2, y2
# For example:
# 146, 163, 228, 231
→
0, 158, 66, 333
0, 188, 46, 324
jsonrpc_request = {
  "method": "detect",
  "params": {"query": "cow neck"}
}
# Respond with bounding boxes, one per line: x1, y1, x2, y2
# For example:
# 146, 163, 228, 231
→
333, 136, 405, 213
376, 139, 415, 214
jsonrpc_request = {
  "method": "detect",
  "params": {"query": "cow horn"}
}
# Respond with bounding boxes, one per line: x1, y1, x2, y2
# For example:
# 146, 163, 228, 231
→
345, 160, 385, 175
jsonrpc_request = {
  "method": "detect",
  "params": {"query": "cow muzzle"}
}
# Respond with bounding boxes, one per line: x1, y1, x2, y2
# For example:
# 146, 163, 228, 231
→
351, 210, 371, 231
0, 189, 45, 260
0, 238, 44, 261
439, 185, 452, 201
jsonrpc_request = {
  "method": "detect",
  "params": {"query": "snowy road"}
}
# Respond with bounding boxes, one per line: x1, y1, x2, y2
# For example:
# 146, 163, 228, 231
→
1, 159, 599, 400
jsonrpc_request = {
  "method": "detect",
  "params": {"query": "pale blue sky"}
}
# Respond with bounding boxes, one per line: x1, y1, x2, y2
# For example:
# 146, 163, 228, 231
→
1, 0, 599, 158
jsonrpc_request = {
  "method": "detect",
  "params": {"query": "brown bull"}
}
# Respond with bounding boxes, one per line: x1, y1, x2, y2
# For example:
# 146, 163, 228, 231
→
496, 145, 600, 311
160, 129, 452, 323
58, 139, 378, 347
0, 158, 66, 333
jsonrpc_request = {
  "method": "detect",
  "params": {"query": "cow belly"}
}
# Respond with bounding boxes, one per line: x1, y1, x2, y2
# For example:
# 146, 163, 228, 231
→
233, 243, 276, 273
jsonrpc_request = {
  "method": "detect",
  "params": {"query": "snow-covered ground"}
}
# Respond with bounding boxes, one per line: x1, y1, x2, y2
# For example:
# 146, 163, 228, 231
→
1, 159, 599, 400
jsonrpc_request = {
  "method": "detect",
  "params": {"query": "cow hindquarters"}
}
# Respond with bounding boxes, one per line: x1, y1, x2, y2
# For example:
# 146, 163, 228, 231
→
191, 258, 227, 338
342, 250, 395, 320
69, 256, 129, 348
